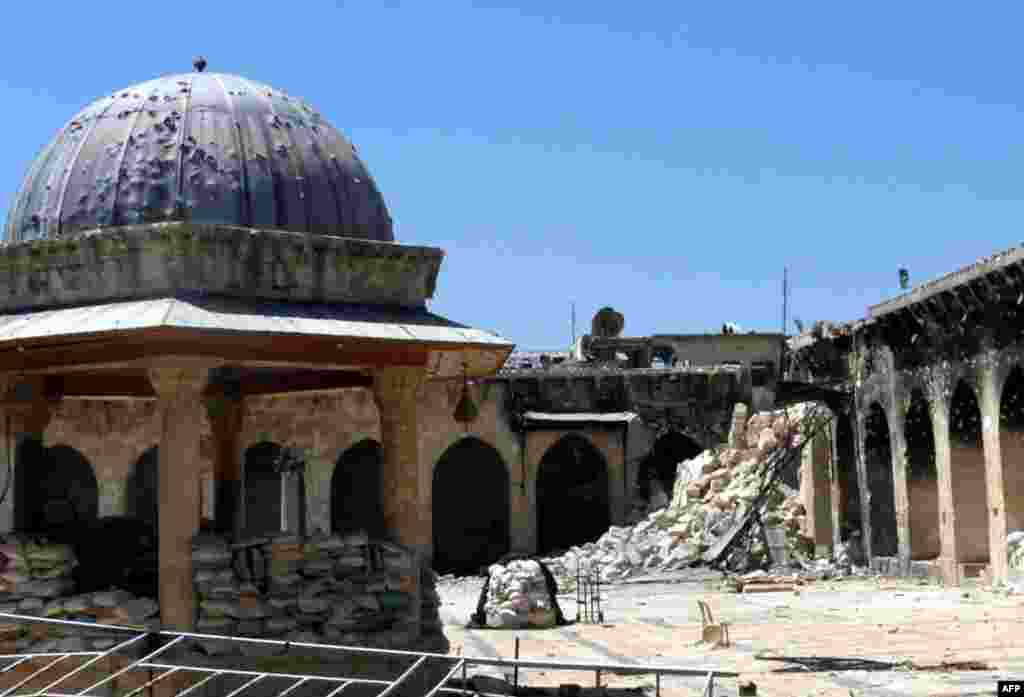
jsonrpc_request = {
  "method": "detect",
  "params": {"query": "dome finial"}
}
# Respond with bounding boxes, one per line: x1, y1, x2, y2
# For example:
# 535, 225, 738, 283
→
192, 56, 208, 73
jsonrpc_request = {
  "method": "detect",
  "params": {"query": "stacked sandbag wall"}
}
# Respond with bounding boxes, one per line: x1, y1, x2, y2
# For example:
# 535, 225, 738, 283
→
193, 531, 424, 650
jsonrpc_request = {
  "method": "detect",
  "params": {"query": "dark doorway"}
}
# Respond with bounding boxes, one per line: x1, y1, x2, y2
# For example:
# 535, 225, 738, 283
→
332, 440, 385, 537
1001, 366, 1024, 535
865, 403, 897, 558
950, 380, 989, 563
537, 435, 610, 555
16, 442, 98, 536
432, 438, 510, 575
126, 447, 158, 531
835, 414, 861, 539
637, 431, 702, 505
244, 442, 283, 537
906, 390, 939, 560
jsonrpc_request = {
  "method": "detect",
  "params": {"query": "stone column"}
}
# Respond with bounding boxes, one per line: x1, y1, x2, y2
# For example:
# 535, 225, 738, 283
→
371, 367, 428, 552
149, 358, 214, 630
978, 356, 1009, 586
0, 376, 55, 533
206, 389, 245, 536
889, 402, 912, 575
800, 421, 835, 558
927, 373, 959, 585
853, 407, 875, 561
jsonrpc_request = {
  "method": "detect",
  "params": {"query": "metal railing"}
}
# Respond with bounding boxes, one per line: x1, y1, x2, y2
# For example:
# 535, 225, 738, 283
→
0, 613, 736, 697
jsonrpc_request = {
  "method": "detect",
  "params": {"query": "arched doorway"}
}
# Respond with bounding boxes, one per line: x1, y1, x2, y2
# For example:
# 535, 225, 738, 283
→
432, 438, 510, 575
126, 447, 158, 531
244, 442, 284, 537
950, 379, 989, 564
637, 431, 702, 506
1000, 366, 1024, 536
834, 413, 861, 541
332, 440, 385, 537
16, 443, 98, 538
537, 434, 609, 555
865, 403, 897, 558
906, 389, 939, 560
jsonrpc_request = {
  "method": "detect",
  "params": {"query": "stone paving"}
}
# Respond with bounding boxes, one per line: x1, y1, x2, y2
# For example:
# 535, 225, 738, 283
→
438, 572, 1024, 696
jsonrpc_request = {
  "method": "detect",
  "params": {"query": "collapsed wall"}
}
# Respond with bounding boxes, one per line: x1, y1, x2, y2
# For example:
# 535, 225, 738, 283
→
541, 403, 828, 585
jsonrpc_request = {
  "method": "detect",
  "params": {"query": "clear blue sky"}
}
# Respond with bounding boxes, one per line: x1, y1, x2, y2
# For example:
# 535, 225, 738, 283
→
3, 2, 1023, 350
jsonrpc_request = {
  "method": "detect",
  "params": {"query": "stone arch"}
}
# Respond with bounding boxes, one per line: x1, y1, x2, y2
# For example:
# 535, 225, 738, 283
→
834, 412, 861, 541
950, 379, 989, 565
126, 446, 158, 531
905, 389, 939, 560
432, 437, 510, 575
243, 441, 284, 537
865, 402, 897, 558
332, 439, 385, 537
1000, 365, 1024, 538
637, 431, 702, 506
16, 443, 98, 538
536, 434, 610, 555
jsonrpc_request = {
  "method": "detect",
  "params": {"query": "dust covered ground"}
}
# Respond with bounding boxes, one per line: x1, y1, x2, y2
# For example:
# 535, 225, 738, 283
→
438, 570, 1024, 697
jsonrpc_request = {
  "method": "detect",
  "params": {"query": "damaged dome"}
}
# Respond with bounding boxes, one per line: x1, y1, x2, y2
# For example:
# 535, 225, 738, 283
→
4, 63, 393, 243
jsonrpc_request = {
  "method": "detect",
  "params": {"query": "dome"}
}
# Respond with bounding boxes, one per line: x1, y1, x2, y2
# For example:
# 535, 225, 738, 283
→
5, 64, 393, 243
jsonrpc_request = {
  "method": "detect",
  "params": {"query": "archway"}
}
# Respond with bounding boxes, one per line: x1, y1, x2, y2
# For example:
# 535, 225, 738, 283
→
906, 389, 939, 560
16, 443, 98, 539
950, 380, 989, 564
537, 434, 610, 555
432, 438, 510, 575
332, 440, 385, 537
834, 414, 861, 541
243, 442, 284, 537
865, 403, 897, 558
1000, 366, 1024, 537
637, 431, 702, 506
126, 447, 158, 531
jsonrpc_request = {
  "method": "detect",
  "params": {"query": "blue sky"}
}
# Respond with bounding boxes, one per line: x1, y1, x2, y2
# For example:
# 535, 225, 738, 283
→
3, 2, 1024, 350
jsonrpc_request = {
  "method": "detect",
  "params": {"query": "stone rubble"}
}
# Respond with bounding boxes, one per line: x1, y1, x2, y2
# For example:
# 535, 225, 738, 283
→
539, 403, 832, 589
1007, 531, 1024, 572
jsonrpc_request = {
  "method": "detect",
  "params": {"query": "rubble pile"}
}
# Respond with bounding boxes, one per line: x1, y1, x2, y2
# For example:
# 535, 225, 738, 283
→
193, 531, 424, 651
0, 536, 77, 605
482, 560, 557, 629
0, 589, 158, 652
542, 403, 827, 586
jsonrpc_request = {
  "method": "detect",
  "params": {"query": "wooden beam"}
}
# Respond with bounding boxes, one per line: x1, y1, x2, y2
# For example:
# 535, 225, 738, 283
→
0, 327, 434, 374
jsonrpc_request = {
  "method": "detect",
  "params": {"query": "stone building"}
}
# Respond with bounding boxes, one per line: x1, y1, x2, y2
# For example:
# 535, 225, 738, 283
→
0, 60, 513, 642
789, 245, 1024, 587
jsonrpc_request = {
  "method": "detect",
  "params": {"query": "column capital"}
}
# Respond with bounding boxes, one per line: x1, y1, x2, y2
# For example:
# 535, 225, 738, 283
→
148, 358, 219, 400
370, 367, 428, 411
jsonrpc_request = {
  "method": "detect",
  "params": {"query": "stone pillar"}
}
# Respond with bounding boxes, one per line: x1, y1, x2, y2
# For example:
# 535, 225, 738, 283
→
800, 421, 835, 558
0, 376, 55, 533
371, 367, 428, 553
889, 403, 912, 575
149, 358, 214, 630
829, 416, 844, 552
927, 374, 959, 585
853, 407, 875, 561
979, 356, 1009, 586
206, 390, 244, 536
508, 433, 531, 556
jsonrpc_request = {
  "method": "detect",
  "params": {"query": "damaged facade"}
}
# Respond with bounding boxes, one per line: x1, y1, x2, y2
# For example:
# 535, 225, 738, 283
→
788, 245, 1024, 587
